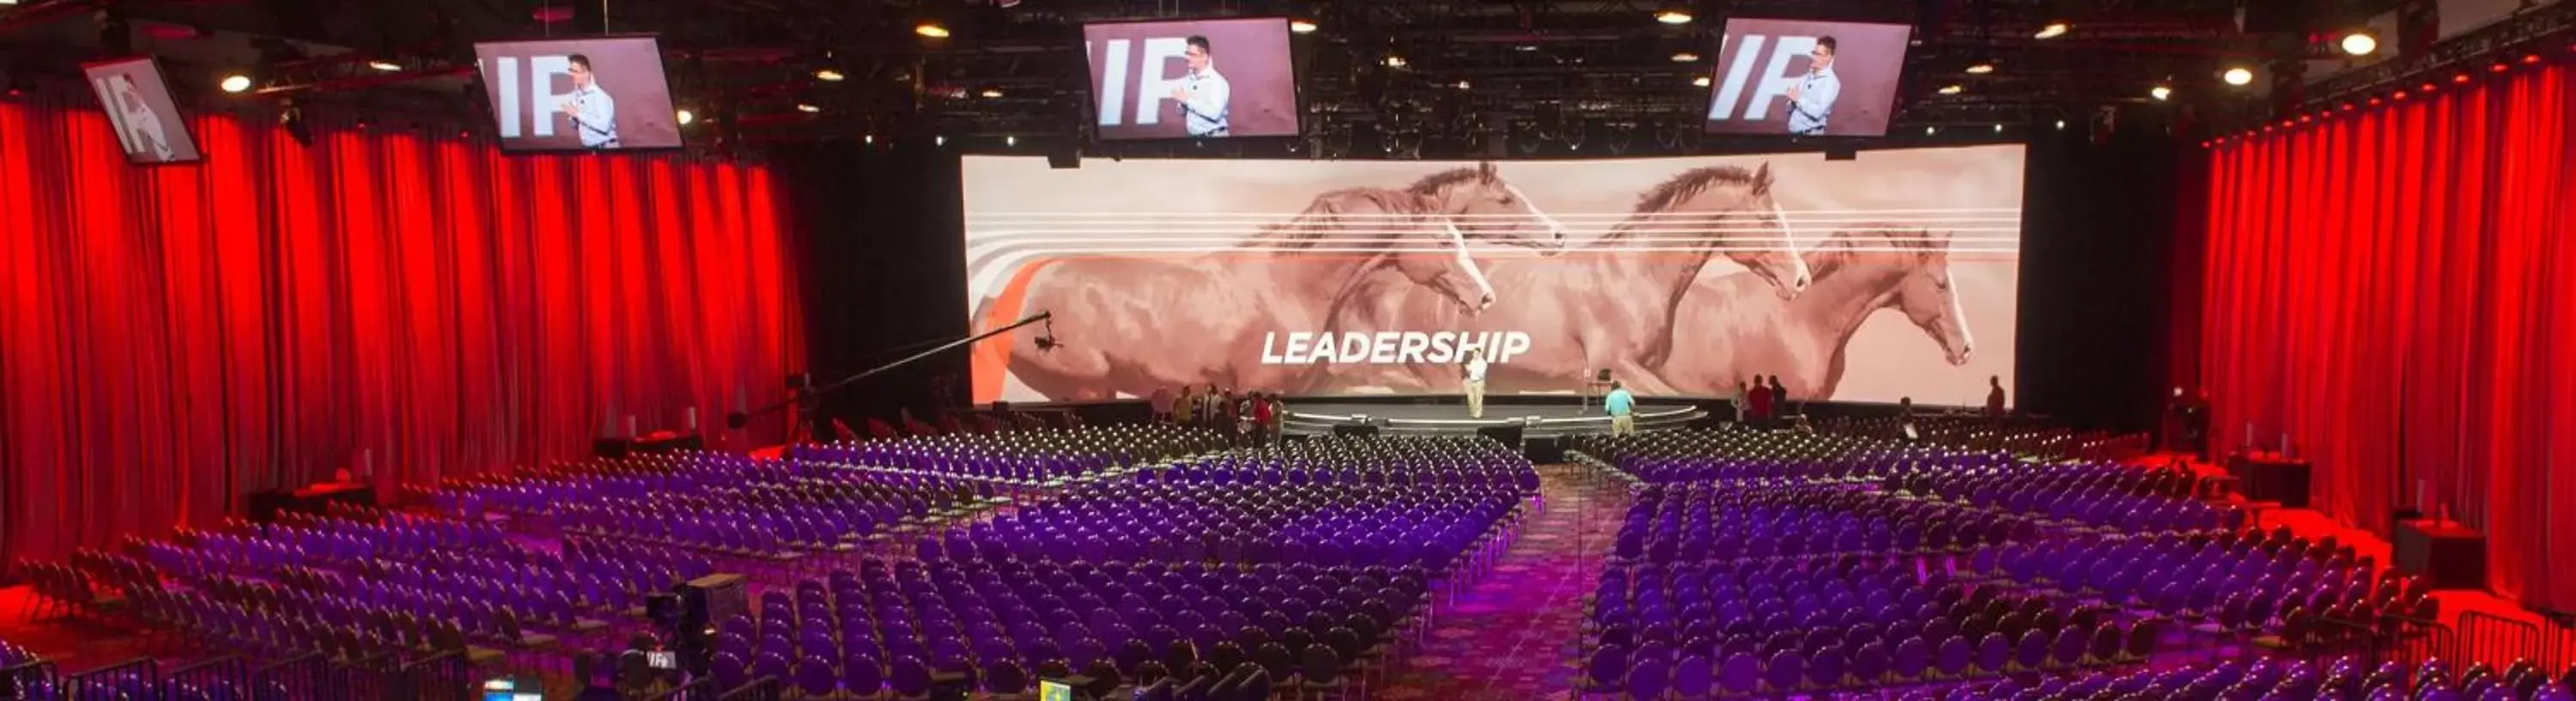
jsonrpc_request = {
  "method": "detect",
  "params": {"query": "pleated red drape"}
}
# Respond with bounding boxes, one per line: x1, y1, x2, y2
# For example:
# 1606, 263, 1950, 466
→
2200, 61, 2576, 610
0, 94, 805, 565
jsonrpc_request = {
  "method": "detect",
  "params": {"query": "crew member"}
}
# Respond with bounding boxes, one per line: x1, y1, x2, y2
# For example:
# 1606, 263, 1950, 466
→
1605, 381, 1637, 436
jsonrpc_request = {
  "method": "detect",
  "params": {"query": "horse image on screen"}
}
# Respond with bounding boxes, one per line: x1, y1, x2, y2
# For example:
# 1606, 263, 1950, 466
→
964, 145, 2023, 405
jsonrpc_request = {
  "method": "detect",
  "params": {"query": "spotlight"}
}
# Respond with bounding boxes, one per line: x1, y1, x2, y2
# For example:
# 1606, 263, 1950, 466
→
1691, 76, 1711, 88
795, 103, 821, 113
1925, 125, 1938, 135
1382, 54, 1406, 68
1514, 45, 1539, 52
2453, 72, 2470, 83
814, 68, 846, 82
2033, 22, 2069, 40
280, 105, 310, 144
2420, 82, 2436, 92
1937, 84, 1963, 94
2340, 102, 2354, 111
2367, 97, 2383, 106
1992, 124, 2003, 133
2222, 67, 2253, 86
1965, 61, 1995, 74
2149, 85, 2172, 101
220, 73, 253, 93
1005, 135, 1017, 147
935, 135, 945, 146
367, 60, 402, 72
2489, 61, 2509, 73
2393, 89, 2409, 100
677, 108, 696, 125
2340, 32, 2377, 56
1288, 19, 1317, 34
1454, 79, 1472, 90
979, 88, 1004, 98
1670, 52, 1700, 63
1654, 6, 1692, 24
2054, 119, 2065, 130
914, 21, 950, 39
2523, 53, 2542, 64
864, 134, 874, 145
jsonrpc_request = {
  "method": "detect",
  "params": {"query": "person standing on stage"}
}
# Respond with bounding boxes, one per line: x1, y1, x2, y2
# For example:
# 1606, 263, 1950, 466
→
1605, 381, 1637, 436
1151, 386, 1176, 424
1730, 379, 1753, 424
1264, 393, 1285, 444
1747, 375, 1775, 429
1461, 348, 1490, 418
1984, 375, 2008, 418
1174, 386, 1198, 428
1766, 376, 1790, 423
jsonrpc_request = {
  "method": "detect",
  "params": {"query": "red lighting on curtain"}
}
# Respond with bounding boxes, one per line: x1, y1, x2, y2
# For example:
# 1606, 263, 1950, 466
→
0, 95, 805, 564
2198, 58, 2576, 611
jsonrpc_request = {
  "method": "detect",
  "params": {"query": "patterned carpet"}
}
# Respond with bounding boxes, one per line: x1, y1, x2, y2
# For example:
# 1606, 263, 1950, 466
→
1376, 464, 1630, 701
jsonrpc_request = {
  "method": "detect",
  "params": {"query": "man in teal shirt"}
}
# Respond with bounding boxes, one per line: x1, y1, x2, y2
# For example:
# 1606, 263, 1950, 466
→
1604, 381, 1636, 436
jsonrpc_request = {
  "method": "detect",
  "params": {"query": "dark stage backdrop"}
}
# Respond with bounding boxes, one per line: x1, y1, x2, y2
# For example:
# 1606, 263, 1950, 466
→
787, 132, 2176, 436
2197, 60, 2576, 610
0, 94, 805, 564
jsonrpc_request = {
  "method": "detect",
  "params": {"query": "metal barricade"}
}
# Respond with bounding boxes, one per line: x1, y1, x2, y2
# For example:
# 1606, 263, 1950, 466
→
62, 657, 160, 701
2457, 611, 2549, 669
164, 656, 249, 699
716, 676, 784, 701
645, 677, 718, 701
394, 652, 470, 701
2, 659, 62, 700
250, 652, 335, 701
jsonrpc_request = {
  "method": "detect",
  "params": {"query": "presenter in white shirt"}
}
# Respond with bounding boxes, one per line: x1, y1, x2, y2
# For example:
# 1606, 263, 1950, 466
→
1783, 36, 1841, 137
1167, 35, 1232, 138
1461, 349, 1490, 418
557, 53, 619, 149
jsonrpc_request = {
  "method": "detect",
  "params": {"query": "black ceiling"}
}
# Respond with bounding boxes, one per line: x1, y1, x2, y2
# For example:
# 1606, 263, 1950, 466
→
0, 0, 2408, 147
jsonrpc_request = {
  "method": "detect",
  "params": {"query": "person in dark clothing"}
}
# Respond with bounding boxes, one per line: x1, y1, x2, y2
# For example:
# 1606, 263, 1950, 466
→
1984, 375, 2008, 418
1766, 376, 1790, 425
1747, 376, 1776, 429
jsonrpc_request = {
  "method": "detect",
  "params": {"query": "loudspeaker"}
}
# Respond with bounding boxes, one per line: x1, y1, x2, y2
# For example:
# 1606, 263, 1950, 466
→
1525, 436, 1567, 463
1477, 424, 1524, 447
1824, 147, 1857, 161
1047, 144, 1081, 169
680, 573, 746, 629
1333, 423, 1378, 437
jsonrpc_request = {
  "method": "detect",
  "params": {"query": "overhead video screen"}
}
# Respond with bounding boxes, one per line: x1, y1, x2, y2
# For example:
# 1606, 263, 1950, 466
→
474, 36, 682, 151
83, 57, 204, 165
1083, 17, 1300, 140
963, 145, 2026, 406
1704, 18, 1913, 137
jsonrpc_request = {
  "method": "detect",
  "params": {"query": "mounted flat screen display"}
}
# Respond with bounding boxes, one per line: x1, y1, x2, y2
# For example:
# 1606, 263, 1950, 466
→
1083, 17, 1300, 140
1704, 18, 1913, 137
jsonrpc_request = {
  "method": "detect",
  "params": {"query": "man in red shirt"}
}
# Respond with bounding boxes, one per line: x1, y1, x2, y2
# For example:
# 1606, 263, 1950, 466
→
1249, 392, 1276, 447
1747, 377, 1775, 429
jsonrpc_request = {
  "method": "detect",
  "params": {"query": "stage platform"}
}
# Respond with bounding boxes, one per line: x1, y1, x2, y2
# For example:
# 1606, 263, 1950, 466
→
1282, 397, 1704, 439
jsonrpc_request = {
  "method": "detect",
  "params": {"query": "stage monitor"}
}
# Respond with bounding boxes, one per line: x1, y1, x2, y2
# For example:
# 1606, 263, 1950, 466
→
962, 146, 2023, 407
473, 36, 682, 152
1083, 17, 1300, 140
1702, 18, 1912, 137
82, 57, 203, 165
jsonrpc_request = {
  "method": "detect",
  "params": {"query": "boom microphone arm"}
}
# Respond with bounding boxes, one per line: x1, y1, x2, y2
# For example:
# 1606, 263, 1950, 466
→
726, 312, 1054, 431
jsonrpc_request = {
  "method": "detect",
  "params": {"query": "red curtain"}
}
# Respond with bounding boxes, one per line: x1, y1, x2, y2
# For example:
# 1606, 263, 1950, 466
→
2199, 61, 2576, 610
0, 94, 805, 565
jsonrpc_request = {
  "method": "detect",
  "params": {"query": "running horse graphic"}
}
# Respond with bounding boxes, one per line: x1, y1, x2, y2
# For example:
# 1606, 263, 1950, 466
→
985, 163, 1569, 401
1662, 226, 1977, 399
1315, 163, 1813, 395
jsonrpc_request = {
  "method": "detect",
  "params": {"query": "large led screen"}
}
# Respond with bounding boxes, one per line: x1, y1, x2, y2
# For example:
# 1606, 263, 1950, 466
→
474, 36, 682, 151
1084, 17, 1299, 139
83, 57, 203, 164
965, 145, 2023, 406
1704, 18, 1912, 137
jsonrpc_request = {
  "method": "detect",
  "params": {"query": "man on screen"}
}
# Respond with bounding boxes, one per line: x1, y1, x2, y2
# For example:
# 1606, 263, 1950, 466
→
107, 75, 176, 162
1167, 34, 1231, 137
556, 53, 619, 149
1783, 36, 1841, 136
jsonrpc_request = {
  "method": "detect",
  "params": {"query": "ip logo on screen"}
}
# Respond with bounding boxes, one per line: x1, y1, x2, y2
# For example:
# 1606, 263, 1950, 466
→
486, 55, 584, 138
1088, 37, 1193, 127
1705, 34, 1821, 123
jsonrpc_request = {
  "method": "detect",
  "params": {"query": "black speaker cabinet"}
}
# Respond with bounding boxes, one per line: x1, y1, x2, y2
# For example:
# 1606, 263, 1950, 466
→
1333, 423, 1379, 437
1477, 424, 1525, 446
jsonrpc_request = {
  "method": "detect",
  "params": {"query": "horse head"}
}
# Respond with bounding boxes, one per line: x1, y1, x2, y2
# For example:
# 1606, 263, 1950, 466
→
1890, 229, 1975, 366
1414, 162, 1570, 253
1384, 220, 1499, 315
1655, 162, 1811, 300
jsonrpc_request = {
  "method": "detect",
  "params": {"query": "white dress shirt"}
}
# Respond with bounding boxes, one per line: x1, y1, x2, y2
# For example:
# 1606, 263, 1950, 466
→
1179, 65, 1231, 137
1465, 358, 1489, 382
564, 84, 619, 149
1786, 65, 1840, 136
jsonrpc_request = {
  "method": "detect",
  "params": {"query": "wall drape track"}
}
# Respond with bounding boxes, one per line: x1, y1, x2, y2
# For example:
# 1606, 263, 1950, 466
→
2198, 61, 2576, 610
0, 95, 805, 564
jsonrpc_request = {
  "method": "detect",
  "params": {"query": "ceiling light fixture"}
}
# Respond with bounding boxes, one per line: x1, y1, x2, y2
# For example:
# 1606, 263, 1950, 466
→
2033, 22, 2069, 40
914, 22, 951, 39
1654, 7, 1693, 24
1692, 76, 1711, 88
979, 88, 1005, 98
220, 73, 253, 93
2223, 67, 2253, 86
1937, 84, 1963, 94
1965, 61, 1995, 75
1289, 19, 1317, 34
1670, 52, 1700, 63
367, 60, 402, 72
814, 68, 846, 82
677, 109, 695, 125
796, 103, 821, 113
2340, 32, 2377, 56
1383, 54, 1406, 68
2149, 85, 2172, 101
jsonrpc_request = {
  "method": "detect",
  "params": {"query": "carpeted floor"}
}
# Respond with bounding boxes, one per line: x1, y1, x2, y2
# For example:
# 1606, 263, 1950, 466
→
1374, 463, 1630, 701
